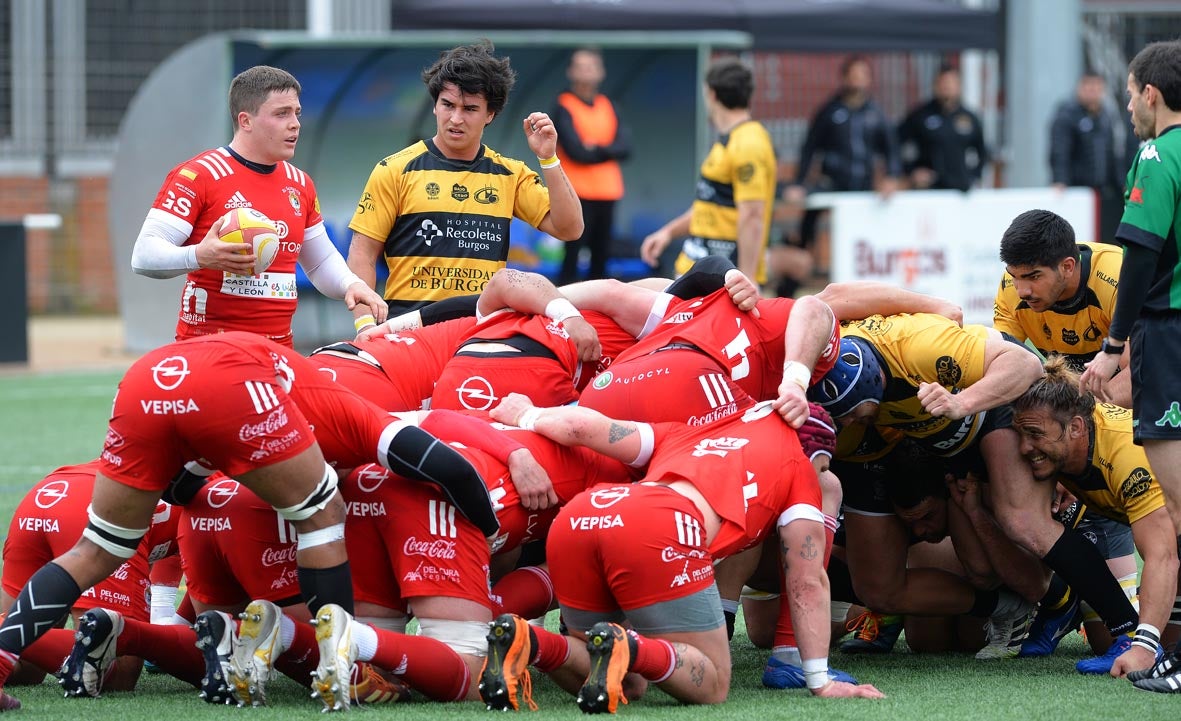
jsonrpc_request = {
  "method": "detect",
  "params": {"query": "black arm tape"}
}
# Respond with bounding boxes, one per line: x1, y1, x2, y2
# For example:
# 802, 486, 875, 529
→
664, 255, 736, 300
384, 425, 500, 537
1108, 241, 1157, 341
420, 294, 480, 326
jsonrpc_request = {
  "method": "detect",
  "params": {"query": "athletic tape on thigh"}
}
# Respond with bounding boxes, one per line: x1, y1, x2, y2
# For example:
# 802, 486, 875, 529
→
83, 504, 149, 559
275, 463, 339, 522
297, 523, 345, 550
416, 617, 490, 657
360, 615, 409, 634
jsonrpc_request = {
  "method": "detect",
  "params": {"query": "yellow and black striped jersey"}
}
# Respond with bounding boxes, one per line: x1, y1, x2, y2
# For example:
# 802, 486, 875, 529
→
836, 313, 990, 461
349, 139, 552, 308
674, 120, 776, 284
994, 242, 1122, 370
1058, 403, 1165, 525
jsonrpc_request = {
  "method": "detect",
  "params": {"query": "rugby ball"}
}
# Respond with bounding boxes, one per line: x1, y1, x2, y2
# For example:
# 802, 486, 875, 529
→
218, 208, 279, 275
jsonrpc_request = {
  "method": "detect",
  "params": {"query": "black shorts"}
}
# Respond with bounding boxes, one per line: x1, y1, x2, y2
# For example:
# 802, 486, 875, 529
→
1075, 512, 1135, 560
836, 440, 948, 516
942, 404, 1015, 480
1130, 314, 1181, 443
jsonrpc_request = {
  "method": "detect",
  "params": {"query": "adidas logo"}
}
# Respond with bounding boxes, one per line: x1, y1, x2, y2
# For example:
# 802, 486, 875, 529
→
224, 192, 252, 209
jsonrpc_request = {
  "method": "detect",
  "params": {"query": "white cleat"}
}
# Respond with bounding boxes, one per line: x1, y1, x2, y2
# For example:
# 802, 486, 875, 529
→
310, 604, 357, 712
229, 599, 283, 707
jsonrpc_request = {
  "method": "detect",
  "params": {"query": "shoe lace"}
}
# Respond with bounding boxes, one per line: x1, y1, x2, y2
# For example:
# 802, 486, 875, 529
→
518, 667, 538, 712
846, 611, 881, 642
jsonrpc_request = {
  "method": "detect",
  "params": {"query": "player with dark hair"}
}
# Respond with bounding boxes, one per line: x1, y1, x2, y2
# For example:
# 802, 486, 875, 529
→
640, 56, 777, 284
996, 209, 1130, 405
346, 40, 583, 320
130, 64, 385, 347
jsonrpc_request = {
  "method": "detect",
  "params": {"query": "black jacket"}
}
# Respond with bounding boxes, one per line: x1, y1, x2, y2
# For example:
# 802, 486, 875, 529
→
1049, 100, 1124, 193
898, 99, 988, 191
794, 94, 901, 192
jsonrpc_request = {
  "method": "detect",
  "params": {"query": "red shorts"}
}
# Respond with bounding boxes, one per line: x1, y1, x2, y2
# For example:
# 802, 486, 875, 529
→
341, 464, 491, 610
311, 352, 427, 412
579, 348, 753, 425
100, 339, 316, 491
547, 483, 715, 613
177, 476, 300, 607
430, 354, 578, 412
2, 464, 151, 621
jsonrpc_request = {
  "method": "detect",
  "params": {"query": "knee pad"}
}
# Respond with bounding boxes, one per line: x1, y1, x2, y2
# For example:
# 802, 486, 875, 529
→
83, 504, 149, 559
275, 463, 339, 522
416, 617, 492, 657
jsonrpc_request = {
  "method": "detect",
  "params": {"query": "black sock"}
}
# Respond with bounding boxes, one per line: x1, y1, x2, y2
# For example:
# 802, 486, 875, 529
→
1043, 529, 1137, 636
724, 610, 736, 640
0, 562, 81, 654
1040, 573, 1073, 611
384, 424, 499, 537
968, 589, 1000, 618
298, 562, 354, 615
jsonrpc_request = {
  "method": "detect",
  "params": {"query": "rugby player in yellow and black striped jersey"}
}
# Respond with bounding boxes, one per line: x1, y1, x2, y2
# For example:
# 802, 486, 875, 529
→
346, 42, 582, 317
641, 57, 776, 285
1013, 356, 1178, 677
995, 209, 1130, 406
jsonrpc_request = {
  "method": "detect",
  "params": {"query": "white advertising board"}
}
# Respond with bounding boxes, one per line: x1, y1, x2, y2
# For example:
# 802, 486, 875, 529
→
810, 188, 1097, 327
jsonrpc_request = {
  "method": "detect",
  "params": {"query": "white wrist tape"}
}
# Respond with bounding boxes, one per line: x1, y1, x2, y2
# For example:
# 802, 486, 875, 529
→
782, 361, 811, 391
802, 657, 830, 689
545, 298, 582, 323
517, 407, 543, 431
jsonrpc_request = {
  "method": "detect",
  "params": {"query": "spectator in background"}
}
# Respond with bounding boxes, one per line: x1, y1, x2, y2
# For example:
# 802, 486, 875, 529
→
553, 47, 631, 285
346, 41, 583, 325
1049, 72, 1127, 244
786, 55, 902, 201
778, 56, 902, 297
640, 57, 776, 285
899, 64, 988, 191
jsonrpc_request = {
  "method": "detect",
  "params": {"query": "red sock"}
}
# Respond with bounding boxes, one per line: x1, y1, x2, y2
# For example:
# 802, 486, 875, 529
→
176, 593, 196, 624
627, 631, 676, 682
274, 618, 317, 687
117, 618, 204, 686
368, 626, 469, 701
529, 625, 569, 672
150, 555, 183, 586
491, 567, 554, 619
773, 559, 797, 648
18, 627, 75, 673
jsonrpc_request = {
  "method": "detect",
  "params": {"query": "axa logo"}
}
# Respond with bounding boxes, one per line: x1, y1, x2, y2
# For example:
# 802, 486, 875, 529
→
1154, 401, 1181, 428
151, 356, 191, 390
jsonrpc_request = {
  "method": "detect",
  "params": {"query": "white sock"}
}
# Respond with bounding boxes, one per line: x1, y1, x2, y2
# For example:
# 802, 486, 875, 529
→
352, 621, 379, 662
280, 614, 295, 652
771, 645, 802, 665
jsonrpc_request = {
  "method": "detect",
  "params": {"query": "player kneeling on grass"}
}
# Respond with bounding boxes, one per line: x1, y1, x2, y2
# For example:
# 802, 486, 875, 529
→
1012, 356, 1179, 681
476, 393, 884, 714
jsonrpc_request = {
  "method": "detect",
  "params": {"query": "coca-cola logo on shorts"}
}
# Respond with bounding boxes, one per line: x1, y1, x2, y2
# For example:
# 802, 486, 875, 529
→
403, 536, 457, 560
261, 546, 297, 568
239, 407, 289, 442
